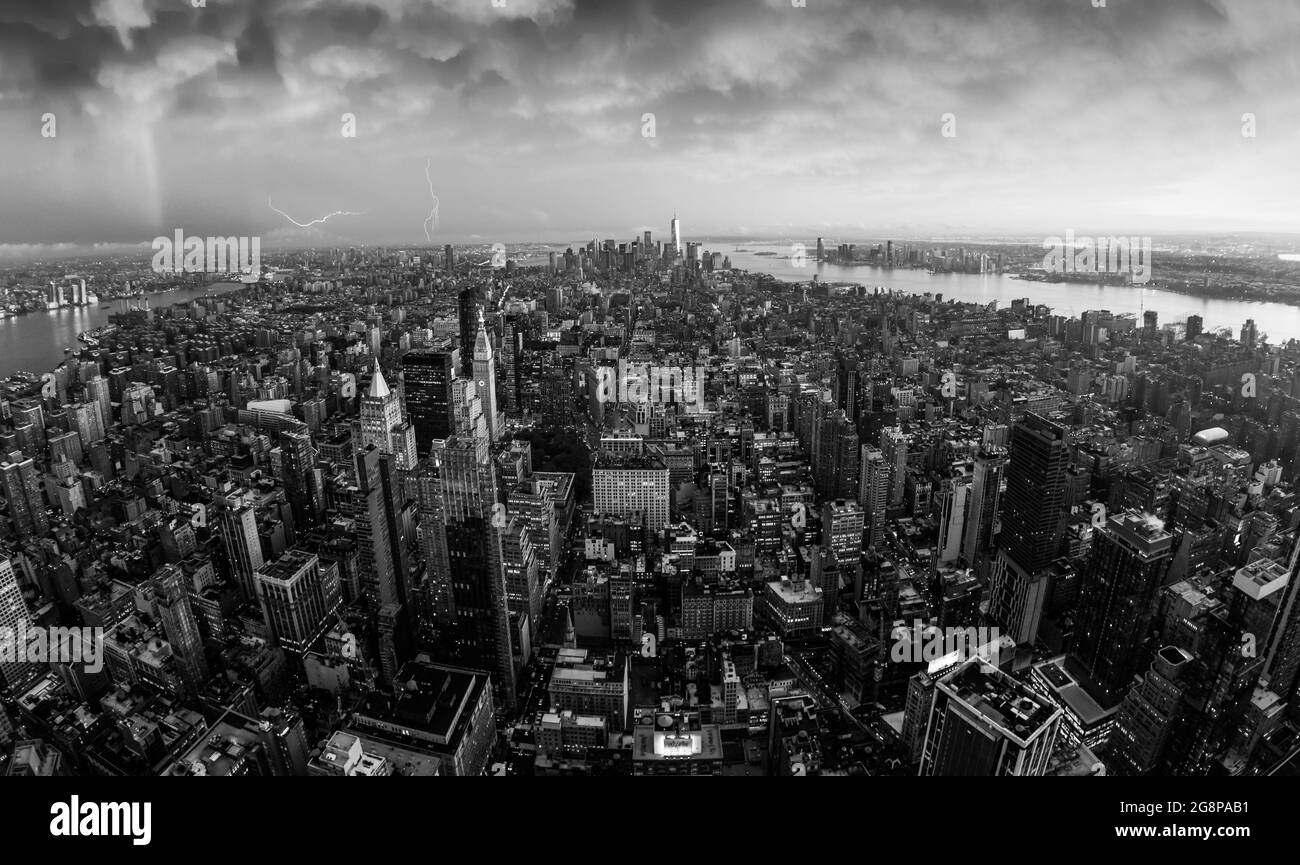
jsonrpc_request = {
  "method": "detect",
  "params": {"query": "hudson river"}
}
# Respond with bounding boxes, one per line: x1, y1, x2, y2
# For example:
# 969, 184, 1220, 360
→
719, 244, 1300, 344
0, 282, 244, 380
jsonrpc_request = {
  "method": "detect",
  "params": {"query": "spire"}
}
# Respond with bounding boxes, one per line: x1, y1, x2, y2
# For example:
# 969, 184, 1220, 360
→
366, 359, 390, 399
563, 607, 577, 649
475, 312, 493, 358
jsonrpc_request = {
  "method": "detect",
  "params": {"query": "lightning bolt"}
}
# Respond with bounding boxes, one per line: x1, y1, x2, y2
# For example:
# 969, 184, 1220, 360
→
422, 157, 440, 242
267, 196, 365, 228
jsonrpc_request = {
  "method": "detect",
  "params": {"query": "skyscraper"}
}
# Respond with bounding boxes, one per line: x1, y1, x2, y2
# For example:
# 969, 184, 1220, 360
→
0, 556, 35, 691
1109, 646, 1194, 776
423, 435, 516, 709
508, 481, 559, 585
473, 313, 502, 442
1072, 510, 1176, 707
858, 445, 890, 550
880, 427, 908, 507
918, 658, 1061, 776
86, 375, 112, 432
147, 564, 211, 698
670, 212, 681, 256
360, 360, 414, 467
402, 348, 457, 455
1241, 318, 1258, 348
335, 447, 403, 638
1, 452, 48, 539
218, 496, 265, 598
987, 413, 1068, 645
277, 425, 321, 532
836, 354, 858, 419
936, 473, 972, 564
1260, 541, 1300, 709
458, 287, 480, 377
497, 515, 542, 642
961, 445, 1006, 566
253, 550, 342, 655
815, 409, 860, 501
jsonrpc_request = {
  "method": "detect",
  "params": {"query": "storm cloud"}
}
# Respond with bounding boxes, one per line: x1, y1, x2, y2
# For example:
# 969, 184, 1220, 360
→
0, 0, 1296, 249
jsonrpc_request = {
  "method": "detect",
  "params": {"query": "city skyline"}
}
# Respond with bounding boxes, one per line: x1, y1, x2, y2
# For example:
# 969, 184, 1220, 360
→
2, 0, 1299, 256
4, 0, 1300, 809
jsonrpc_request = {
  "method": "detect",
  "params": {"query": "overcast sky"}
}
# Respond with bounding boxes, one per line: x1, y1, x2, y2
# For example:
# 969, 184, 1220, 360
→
1, 0, 1298, 253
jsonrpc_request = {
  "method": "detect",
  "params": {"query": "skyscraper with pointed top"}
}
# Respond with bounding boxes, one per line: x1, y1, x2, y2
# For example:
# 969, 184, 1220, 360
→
671, 212, 681, 256
473, 311, 503, 442
360, 359, 416, 468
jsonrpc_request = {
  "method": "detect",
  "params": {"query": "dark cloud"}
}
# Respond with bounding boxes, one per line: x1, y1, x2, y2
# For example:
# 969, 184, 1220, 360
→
0, 0, 1296, 247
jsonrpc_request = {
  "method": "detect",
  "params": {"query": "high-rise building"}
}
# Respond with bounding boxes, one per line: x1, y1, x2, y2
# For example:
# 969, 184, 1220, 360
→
1142, 310, 1159, 337
147, 564, 211, 697
961, 446, 1006, 565
592, 451, 670, 532
334, 447, 405, 676
859, 445, 890, 550
823, 499, 864, 562
457, 287, 480, 377
1241, 318, 1258, 348
86, 376, 112, 432
670, 213, 681, 256
277, 425, 322, 531
0, 556, 35, 691
936, 473, 973, 564
1072, 510, 1176, 707
70, 402, 105, 449
497, 515, 541, 642
881, 427, 908, 506
218, 495, 264, 598
360, 360, 414, 468
998, 413, 1069, 573
815, 409, 859, 500
120, 381, 154, 425
253, 549, 341, 655
423, 435, 517, 709
988, 414, 1069, 645
1, 453, 48, 539
1108, 645, 1194, 776
1260, 541, 1300, 707
918, 658, 1062, 776
499, 322, 519, 418
507, 481, 560, 586
473, 313, 502, 442
1186, 315, 1203, 341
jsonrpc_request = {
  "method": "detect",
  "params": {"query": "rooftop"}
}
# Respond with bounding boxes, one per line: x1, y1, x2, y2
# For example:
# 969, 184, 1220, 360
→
940, 659, 1060, 742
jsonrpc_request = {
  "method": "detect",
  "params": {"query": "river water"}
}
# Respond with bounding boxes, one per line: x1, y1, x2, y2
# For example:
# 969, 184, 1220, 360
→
5, 249, 1295, 381
0, 282, 244, 380
716, 244, 1300, 344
